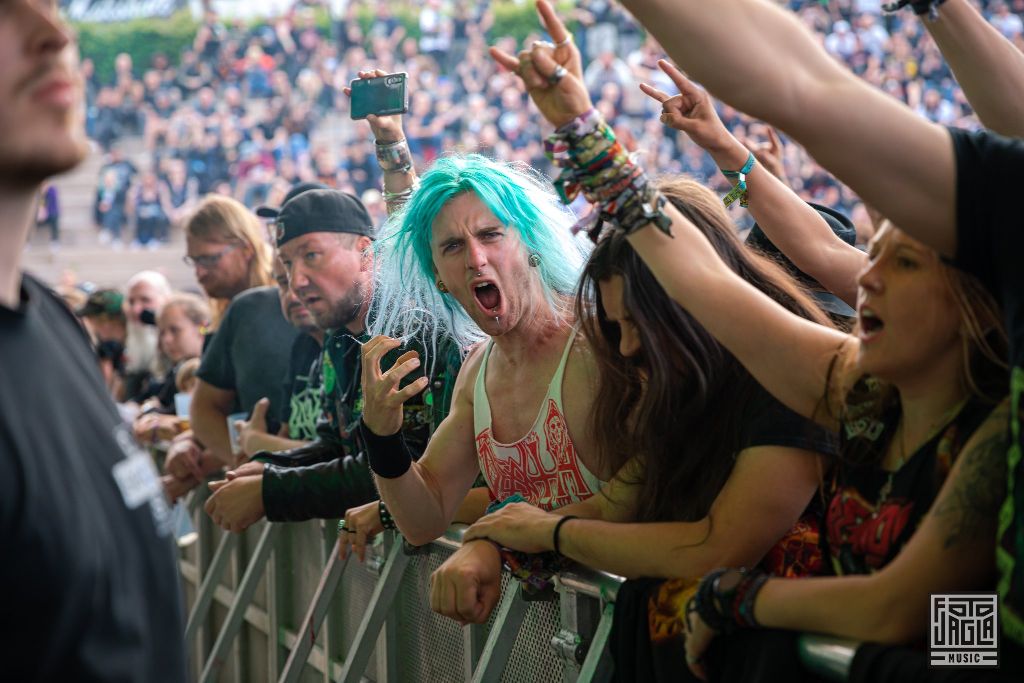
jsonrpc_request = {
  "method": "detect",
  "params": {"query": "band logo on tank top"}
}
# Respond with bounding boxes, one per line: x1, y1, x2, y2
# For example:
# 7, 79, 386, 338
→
477, 399, 594, 511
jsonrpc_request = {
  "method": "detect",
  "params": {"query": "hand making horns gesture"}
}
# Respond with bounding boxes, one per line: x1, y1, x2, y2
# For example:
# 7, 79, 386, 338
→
488, 0, 592, 128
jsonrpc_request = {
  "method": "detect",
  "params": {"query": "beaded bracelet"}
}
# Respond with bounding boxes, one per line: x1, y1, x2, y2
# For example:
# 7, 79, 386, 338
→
545, 109, 672, 241
378, 499, 396, 530
691, 567, 769, 635
375, 138, 413, 174
720, 152, 756, 209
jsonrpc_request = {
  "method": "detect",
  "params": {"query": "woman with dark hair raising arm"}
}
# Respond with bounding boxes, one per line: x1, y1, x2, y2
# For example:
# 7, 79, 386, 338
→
491, 3, 1011, 679
464, 180, 837, 679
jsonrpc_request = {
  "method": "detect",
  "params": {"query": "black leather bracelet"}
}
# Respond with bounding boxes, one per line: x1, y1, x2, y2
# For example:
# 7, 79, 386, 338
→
552, 515, 578, 556
358, 419, 413, 479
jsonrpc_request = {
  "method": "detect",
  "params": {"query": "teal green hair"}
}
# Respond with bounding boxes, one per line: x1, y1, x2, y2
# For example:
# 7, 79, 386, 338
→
369, 154, 589, 356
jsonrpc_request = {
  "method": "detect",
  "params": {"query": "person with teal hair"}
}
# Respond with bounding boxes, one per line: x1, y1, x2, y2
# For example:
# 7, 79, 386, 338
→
341, 79, 608, 625
369, 152, 588, 356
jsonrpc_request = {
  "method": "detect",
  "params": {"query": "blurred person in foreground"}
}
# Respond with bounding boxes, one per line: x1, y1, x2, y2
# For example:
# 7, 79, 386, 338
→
0, 1, 186, 680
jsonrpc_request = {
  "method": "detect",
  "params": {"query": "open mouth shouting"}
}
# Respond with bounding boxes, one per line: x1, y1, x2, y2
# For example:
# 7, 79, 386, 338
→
472, 278, 504, 317
858, 305, 885, 343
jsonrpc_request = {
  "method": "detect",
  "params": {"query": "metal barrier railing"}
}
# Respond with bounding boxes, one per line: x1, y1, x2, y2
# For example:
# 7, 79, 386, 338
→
180, 486, 855, 682
180, 488, 621, 682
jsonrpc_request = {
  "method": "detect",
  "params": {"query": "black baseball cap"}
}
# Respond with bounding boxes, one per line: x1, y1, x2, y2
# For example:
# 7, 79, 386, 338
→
274, 189, 375, 247
255, 181, 328, 219
746, 203, 857, 319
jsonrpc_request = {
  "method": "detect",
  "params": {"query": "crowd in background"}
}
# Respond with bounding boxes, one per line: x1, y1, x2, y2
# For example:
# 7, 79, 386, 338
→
74, 0, 1024, 248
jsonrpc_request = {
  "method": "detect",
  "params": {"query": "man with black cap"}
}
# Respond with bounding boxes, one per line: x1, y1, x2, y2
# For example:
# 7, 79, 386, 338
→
745, 202, 859, 328
205, 189, 462, 532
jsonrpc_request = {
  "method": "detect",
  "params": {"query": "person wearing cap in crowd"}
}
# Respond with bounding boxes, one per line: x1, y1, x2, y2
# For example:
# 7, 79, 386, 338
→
77, 288, 129, 398
745, 203, 858, 328
0, 3, 187, 679
204, 188, 463, 533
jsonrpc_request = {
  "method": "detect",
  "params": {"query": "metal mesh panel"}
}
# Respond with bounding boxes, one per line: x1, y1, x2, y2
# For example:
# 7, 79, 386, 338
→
336, 551, 382, 680
500, 597, 566, 683
394, 547, 469, 683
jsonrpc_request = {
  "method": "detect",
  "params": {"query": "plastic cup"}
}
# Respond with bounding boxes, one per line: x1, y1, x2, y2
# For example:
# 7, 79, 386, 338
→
174, 392, 192, 418
226, 411, 247, 455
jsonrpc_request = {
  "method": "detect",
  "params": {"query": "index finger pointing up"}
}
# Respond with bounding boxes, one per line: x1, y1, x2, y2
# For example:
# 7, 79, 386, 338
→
536, 0, 569, 45
658, 59, 701, 99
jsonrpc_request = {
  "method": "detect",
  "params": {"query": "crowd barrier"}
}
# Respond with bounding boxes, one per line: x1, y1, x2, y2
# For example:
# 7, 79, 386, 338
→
179, 486, 857, 682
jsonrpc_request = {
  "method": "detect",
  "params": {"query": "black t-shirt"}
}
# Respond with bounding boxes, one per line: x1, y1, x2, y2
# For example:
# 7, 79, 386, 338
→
197, 286, 297, 429
950, 128, 1024, 652
739, 383, 838, 579
280, 332, 324, 442
0, 274, 186, 682
823, 374, 991, 576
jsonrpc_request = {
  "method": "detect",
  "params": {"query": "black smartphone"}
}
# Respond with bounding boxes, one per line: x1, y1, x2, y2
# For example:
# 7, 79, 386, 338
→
349, 73, 408, 120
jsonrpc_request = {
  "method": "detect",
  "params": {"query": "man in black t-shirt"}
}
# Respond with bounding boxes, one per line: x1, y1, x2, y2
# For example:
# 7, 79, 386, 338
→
0, 3, 186, 680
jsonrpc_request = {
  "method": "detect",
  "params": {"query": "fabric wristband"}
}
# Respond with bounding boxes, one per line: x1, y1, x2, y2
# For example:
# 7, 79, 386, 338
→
358, 419, 414, 479
720, 152, 756, 209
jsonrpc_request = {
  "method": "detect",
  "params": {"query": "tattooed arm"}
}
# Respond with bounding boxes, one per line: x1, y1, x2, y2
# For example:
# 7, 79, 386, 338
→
732, 399, 1008, 643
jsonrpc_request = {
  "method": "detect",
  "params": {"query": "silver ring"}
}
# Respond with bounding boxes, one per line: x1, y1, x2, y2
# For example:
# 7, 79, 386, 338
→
555, 35, 573, 48
548, 65, 568, 86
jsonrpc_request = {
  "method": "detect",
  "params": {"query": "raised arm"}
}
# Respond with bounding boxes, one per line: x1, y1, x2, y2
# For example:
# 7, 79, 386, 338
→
344, 70, 418, 216
490, 3, 848, 422
641, 61, 864, 305
618, 0, 957, 256
923, 0, 1024, 138
361, 336, 483, 545
465, 445, 823, 579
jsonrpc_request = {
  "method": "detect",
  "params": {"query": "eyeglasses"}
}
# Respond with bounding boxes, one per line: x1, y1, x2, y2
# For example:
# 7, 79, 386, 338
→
183, 244, 239, 269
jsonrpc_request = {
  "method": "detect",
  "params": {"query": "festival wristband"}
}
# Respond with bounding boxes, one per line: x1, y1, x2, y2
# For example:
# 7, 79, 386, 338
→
545, 109, 672, 240
720, 152, 756, 209
358, 419, 413, 479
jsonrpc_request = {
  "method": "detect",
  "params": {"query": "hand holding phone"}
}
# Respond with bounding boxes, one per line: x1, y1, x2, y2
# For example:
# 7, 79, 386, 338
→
349, 72, 408, 120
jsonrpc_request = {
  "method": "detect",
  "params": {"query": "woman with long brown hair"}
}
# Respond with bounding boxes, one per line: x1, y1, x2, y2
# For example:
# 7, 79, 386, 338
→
463, 178, 838, 678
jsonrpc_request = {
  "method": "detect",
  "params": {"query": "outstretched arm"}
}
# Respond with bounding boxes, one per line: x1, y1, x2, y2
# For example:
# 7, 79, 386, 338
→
642, 61, 864, 305
685, 398, 1007, 674
492, 0, 849, 423
924, 0, 1024, 138
619, 0, 957, 256
345, 69, 418, 216
466, 446, 823, 579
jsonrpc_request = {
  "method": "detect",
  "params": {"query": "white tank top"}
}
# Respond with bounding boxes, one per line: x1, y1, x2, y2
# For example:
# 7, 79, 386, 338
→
472, 327, 603, 511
